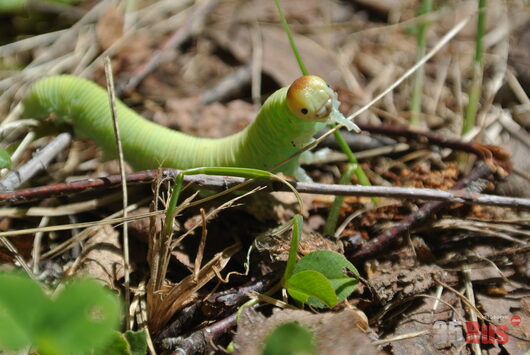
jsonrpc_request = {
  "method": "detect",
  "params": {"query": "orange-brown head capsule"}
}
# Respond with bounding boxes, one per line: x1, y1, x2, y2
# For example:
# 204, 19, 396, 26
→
286, 75, 335, 122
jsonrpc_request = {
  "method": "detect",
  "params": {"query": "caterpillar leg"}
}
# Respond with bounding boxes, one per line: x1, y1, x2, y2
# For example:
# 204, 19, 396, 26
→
294, 149, 337, 182
299, 148, 334, 165
293, 166, 313, 183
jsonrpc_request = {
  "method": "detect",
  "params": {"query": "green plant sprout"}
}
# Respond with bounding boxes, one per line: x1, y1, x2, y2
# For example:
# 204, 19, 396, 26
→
409, 0, 433, 127
461, 0, 487, 136
261, 321, 316, 355
323, 163, 356, 236
323, 129, 378, 236
105, 329, 148, 355
235, 214, 358, 312
0, 148, 12, 169
281, 214, 359, 308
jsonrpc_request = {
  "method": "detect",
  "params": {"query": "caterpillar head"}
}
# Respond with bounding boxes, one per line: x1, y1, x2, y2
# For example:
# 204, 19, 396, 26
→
286, 75, 360, 132
286, 75, 337, 122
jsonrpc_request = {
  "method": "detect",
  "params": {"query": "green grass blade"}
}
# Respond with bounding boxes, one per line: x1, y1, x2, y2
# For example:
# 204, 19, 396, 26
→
273, 0, 309, 76
461, 0, 487, 136
162, 173, 184, 240
409, 0, 433, 126
323, 163, 356, 236
282, 214, 303, 285
323, 128, 377, 236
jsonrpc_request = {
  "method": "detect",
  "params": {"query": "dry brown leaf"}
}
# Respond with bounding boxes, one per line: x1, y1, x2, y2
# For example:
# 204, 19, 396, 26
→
128, 207, 163, 244
233, 307, 377, 355
76, 224, 125, 290
368, 264, 458, 305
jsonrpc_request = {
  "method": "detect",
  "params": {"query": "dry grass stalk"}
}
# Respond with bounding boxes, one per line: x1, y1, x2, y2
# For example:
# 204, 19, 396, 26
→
148, 241, 241, 332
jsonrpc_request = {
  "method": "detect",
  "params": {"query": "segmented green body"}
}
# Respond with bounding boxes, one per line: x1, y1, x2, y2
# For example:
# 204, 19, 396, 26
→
22, 75, 324, 176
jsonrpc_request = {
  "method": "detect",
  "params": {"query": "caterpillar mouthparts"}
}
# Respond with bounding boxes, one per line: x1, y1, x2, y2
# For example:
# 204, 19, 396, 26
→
315, 98, 333, 119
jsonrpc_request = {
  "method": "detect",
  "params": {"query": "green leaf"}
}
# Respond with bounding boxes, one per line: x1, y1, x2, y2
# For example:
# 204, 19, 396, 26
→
124, 330, 148, 355
261, 321, 315, 355
0, 274, 122, 355
227, 341, 235, 353
37, 279, 121, 354
0, 273, 50, 351
0, 148, 12, 169
286, 270, 337, 308
293, 250, 359, 303
282, 214, 303, 284
100, 332, 131, 355
99, 330, 147, 355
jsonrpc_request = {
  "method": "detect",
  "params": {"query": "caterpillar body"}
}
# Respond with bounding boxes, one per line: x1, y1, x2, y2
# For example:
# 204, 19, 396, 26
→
22, 75, 354, 180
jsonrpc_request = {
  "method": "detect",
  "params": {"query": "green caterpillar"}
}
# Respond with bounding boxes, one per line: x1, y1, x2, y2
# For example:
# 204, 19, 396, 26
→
22, 75, 356, 181
0, 0, 81, 12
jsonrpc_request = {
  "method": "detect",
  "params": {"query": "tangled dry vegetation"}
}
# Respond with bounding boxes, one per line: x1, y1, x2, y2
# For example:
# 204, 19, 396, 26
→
0, 0, 529, 354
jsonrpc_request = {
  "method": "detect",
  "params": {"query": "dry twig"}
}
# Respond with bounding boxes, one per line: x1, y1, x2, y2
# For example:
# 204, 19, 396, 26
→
104, 57, 131, 328
1, 167, 528, 210
0, 133, 71, 191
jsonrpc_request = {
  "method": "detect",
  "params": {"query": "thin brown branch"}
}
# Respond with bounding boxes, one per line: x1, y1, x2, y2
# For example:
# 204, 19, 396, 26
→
356, 123, 511, 173
1, 166, 528, 210
161, 312, 237, 354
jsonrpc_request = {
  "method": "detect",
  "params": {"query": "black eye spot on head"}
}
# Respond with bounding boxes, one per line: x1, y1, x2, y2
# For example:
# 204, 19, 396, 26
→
301, 108, 308, 115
